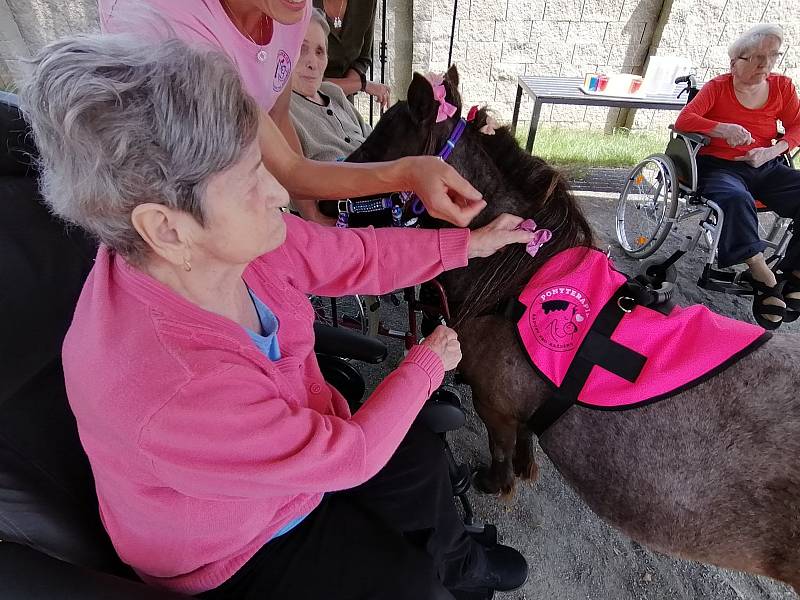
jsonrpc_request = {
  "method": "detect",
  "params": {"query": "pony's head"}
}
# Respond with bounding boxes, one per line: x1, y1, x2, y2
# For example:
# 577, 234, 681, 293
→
349, 65, 468, 164
350, 66, 595, 324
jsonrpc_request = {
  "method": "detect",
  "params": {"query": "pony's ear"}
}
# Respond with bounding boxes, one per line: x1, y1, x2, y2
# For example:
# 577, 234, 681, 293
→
444, 64, 460, 90
407, 72, 438, 124
443, 65, 462, 113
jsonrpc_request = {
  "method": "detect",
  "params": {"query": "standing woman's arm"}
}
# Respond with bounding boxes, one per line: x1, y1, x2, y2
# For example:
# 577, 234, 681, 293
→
349, 0, 375, 83
257, 112, 486, 227
270, 84, 303, 155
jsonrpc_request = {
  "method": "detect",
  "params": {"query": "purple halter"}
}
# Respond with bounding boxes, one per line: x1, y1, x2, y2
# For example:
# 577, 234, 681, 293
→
337, 117, 469, 228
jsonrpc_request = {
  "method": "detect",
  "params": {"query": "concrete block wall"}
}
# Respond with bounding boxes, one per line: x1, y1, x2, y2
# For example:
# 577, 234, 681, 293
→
1, 0, 98, 90
412, 0, 800, 133
412, 0, 665, 133
633, 0, 800, 129
2, 0, 799, 132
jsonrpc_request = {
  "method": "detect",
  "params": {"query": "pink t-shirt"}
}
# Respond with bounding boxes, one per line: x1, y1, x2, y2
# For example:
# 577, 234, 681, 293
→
98, 0, 311, 113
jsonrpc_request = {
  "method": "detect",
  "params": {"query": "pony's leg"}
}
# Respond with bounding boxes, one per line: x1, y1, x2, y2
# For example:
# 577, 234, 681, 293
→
512, 421, 538, 481
473, 400, 518, 497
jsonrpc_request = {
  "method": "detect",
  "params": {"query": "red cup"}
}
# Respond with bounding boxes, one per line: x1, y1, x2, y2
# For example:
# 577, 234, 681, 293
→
629, 78, 643, 94
597, 75, 609, 92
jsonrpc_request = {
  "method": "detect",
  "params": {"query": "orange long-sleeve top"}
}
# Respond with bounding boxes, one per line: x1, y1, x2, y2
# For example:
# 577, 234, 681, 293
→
674, 73, 800, 160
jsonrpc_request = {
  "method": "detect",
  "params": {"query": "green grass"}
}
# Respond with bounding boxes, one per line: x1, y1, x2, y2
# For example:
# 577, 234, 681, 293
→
522, 127, 665, 169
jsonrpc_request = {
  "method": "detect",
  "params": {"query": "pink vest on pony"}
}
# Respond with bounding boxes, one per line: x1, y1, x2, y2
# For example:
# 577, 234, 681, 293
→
516, 248, 768, 418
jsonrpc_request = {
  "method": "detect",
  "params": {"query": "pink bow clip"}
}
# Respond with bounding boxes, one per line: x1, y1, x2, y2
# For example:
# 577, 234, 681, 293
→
425, 73, 457, 123
516, 218, 552, 258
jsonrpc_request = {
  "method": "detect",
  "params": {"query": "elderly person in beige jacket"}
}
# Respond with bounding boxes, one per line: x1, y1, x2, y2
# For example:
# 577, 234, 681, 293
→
290, 9, 370, 164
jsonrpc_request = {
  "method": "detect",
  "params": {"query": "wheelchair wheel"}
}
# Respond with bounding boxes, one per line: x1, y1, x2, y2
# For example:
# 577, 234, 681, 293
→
616, 154, 679, 259
310, 295, 369, 336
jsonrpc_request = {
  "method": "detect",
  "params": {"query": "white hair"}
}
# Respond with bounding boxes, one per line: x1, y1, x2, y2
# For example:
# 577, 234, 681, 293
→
728, 24, 784, 60
18, 33, 259, 262
310, 8, 330, 40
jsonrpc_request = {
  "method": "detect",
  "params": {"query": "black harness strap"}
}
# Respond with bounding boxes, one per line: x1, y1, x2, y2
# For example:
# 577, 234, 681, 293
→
499, 282, 648, 437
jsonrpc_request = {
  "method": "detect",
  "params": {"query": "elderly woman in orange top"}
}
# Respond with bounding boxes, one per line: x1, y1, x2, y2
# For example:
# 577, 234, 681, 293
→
674, 24, 800, 330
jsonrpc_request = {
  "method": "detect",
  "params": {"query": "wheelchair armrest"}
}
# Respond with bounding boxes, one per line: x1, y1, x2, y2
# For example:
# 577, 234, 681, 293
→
0, 542, 190, 599
669, 125, 710, 147
313, 322, 388, 364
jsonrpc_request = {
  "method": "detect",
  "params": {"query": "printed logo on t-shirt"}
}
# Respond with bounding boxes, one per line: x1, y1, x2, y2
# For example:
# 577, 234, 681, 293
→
273, 50, 291, 92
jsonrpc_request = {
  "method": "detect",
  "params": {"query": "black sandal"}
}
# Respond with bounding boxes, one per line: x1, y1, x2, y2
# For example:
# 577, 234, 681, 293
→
742, 271, 786, 330
780, 271, 800, 314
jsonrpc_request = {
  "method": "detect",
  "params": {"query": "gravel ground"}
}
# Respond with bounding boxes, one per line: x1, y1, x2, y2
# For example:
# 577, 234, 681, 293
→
354, 190, 798, 600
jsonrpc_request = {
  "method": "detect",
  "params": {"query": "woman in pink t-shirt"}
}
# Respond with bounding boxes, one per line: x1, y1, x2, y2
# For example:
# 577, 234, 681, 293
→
99, 0, 483, 226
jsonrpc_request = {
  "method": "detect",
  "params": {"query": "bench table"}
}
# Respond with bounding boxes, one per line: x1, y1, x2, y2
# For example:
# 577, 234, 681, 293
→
511, 76, 690, 152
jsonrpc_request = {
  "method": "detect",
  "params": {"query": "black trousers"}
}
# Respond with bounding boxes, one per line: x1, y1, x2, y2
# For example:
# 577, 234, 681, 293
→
697, 155, 800, 270
199, 423, 486, 600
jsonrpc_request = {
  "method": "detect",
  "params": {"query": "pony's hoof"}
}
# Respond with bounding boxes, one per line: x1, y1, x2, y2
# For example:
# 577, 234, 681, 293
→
513, 458, 539, 482
474, 465, 513, 497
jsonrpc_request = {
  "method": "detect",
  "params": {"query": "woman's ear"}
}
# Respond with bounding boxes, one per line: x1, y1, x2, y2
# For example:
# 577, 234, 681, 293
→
407, 72, 437, 124
131, 203, 192, 267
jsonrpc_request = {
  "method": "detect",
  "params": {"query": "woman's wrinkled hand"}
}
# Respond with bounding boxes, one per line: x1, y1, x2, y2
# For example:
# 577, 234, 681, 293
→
404, 156, 486, 227
714, 122, 754, 147
468, 213, 537, 259
420, 325, 462, 371
365, 81, 390, 109
734, 146, 776, 169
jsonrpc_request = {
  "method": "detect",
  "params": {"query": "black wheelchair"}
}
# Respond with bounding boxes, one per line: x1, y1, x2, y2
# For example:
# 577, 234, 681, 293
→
615, 75, 796, 295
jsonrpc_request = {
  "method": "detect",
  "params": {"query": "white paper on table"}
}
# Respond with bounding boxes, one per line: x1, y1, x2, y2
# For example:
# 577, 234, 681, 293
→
641, 56, 693, 96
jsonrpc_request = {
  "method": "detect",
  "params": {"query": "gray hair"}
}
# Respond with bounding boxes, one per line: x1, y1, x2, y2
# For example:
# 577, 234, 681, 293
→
310, 7, 331, 40
18, 33, 259, 262
728, 24, 784, 61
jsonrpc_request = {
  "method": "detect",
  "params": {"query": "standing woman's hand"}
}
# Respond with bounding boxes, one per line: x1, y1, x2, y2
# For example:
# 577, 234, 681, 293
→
402, 156, 486, 227
365, 81, 390, 109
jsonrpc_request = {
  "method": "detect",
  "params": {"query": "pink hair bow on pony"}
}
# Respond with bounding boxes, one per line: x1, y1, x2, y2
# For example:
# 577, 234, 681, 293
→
425, 73, 457, 123
516, 218, 552, 258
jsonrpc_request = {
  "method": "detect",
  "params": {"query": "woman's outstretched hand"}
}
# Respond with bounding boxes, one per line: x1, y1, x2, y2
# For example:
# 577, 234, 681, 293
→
468, 213, 537, 259
421, 325, 462, 371
402, 156, 486, 227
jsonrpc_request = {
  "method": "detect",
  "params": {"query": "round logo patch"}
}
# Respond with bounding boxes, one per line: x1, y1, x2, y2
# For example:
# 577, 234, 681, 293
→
273, 50, 292, 92
529, 286, 591, 352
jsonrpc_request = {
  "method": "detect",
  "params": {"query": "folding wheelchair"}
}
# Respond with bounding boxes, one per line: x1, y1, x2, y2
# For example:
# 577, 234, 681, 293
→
615, 77, 796, 295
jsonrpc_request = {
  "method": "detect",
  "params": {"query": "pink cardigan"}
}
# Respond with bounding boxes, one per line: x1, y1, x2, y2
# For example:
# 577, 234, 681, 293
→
63, 215, 469, 594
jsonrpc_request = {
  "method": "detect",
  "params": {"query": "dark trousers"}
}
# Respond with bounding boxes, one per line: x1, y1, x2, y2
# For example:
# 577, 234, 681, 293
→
199, 423, 486, 600
696, 155, 800, 270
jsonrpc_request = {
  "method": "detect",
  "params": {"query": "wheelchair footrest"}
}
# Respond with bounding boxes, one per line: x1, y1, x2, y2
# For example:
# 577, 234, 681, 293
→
698, 267, 753, 296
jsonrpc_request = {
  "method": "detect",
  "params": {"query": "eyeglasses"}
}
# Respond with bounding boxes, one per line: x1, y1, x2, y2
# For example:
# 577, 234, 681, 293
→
737, 52, 784, 65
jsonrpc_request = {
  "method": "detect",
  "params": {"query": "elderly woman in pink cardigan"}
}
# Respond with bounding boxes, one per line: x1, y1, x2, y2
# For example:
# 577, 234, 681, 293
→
21, 33, 531, 600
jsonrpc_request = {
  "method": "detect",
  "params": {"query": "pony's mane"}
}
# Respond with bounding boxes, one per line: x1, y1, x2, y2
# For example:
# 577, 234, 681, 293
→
449, 108, 595, 327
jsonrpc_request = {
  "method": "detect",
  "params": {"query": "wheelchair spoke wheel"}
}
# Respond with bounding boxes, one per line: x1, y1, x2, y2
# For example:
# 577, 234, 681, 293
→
616, 154, 679, 259
310, 295, 370, 336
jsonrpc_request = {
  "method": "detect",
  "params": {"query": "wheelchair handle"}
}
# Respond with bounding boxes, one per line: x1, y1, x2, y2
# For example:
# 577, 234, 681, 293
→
675, 74, 698, 101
